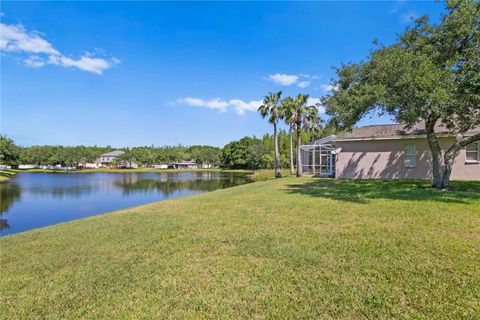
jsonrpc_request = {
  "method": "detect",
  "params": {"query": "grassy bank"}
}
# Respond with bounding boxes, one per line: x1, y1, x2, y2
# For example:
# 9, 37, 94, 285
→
247, 168, 293, 181
1, 178, 479, 319
0, 170, 16, 183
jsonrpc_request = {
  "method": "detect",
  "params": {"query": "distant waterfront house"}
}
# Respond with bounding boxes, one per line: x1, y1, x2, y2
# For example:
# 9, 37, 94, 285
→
300, 122, 480, 180
168, 161, 199, 169
95, 150, 125, 167
152, 164, 168, 169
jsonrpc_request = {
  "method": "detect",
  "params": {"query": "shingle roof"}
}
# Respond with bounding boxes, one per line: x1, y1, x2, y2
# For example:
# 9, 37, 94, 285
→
333, 121, 480, 140
100, 150, 125, 157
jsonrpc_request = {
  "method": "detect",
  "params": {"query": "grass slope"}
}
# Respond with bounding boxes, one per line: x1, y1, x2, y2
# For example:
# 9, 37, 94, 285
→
1, 178, 479, 319
0, 170, 16, 183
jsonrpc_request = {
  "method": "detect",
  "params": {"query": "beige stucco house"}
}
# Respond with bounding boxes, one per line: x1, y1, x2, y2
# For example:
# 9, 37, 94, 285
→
331, 122, 480, 180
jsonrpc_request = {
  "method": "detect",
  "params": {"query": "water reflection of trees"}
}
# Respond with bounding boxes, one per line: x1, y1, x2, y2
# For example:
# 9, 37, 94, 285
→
115, 173, 248, 196
0, 184, 21, 231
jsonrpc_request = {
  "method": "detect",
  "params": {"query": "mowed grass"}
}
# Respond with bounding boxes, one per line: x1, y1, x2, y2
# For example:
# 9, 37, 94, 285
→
1, 178, 479, 319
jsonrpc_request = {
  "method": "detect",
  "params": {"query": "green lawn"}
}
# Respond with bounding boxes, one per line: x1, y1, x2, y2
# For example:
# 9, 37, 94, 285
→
1, 178, 479, 319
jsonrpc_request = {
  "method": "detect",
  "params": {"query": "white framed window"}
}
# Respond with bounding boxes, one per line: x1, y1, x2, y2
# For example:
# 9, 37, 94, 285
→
404, 143, 416, 167
465, 142, 479, 162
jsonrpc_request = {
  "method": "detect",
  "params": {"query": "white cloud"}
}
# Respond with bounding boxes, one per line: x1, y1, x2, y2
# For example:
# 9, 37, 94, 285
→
0, 22, 118, 74
267, 73, 299, 86
299, 73, 320, 80
228, 99, 262, 115
307, 97, 326, 114
176, 97, 262, 116
266, 73, 320, 87
24, 55, 45, 68
297, 81, 310, 88
320, 84, 333, 92
320, 83, 339, 92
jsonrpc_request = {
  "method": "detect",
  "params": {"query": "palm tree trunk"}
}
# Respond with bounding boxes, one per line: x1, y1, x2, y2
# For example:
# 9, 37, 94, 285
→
289, 124, 294, 175
274, 123, 281, 178
296, 125, 303, 177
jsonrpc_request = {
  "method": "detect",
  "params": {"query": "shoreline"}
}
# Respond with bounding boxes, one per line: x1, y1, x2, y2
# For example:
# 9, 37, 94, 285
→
10, 168, 253, 174
0, 170, 16, 183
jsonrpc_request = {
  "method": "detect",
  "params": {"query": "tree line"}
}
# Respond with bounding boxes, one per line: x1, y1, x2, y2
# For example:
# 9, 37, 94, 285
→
0, 130, 324, 169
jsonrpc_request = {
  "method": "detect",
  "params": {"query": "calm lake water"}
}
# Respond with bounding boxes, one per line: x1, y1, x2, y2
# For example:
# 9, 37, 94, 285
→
0, 171, 250, 236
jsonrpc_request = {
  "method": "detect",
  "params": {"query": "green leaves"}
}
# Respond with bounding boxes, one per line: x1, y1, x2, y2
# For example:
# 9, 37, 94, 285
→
0, 135, 20, 166
259, 91, 283, 125
325, 1, 480, 133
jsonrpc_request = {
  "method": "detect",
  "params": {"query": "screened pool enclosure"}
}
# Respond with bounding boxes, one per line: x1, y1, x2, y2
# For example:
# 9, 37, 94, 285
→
299, 136, 335, 177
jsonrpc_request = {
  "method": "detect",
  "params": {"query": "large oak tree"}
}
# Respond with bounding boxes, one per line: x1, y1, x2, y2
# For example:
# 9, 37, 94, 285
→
324, 0, 479, 189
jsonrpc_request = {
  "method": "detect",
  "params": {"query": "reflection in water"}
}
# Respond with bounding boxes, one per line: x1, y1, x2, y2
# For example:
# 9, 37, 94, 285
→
0, 183, 21, 231
116, 172, 247, 196
0, 172, 249, 236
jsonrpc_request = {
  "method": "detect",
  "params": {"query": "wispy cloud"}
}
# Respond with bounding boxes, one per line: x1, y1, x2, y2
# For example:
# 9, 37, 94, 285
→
0, 22, 119, 74
297, 81, 310, 88
265, 73, 318, 88
266, 73, 299, 86
320, 84, 333, 92
306, 97, 326, 114
176, 97, 262, 116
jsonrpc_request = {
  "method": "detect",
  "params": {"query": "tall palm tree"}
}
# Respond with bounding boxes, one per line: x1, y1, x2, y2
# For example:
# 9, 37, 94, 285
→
291, 94, 319, 177
280, 96, 296, 175
258, 91, 283, 178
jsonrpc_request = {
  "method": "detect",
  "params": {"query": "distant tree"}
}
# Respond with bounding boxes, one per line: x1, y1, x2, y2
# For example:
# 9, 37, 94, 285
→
258, 91, 283, 178
290, 94, 318, 177
222, 137, 270, 169
0, 135, 20, 166
324, 1, 480, 189
188, 145, 222, 166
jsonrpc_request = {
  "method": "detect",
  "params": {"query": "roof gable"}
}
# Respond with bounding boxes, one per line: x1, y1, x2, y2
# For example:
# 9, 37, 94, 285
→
100, 150, 124, 157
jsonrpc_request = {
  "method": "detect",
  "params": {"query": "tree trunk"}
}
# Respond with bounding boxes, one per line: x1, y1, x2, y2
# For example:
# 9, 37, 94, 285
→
273, 123, 281, 178
440, 133, 476, 190
440, 152, 455, 190
289, 124, 295, 175
296, 125, 303, 177
425, 117, 444, 188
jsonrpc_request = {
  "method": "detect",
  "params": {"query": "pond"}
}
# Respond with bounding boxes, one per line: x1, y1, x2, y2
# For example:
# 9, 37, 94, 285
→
0, 171, 250, 236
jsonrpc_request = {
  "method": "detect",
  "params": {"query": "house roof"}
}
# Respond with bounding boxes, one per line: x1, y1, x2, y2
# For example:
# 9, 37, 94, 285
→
100, 150, 124, 157
332, 121, 480, 141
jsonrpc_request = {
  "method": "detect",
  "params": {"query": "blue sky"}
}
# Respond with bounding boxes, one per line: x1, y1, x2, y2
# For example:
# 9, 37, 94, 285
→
1, 1, 445, 147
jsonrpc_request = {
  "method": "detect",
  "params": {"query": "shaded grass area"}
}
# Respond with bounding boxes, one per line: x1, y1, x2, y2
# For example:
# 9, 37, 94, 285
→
247, 168, 293, 181
1, 178, 479, 319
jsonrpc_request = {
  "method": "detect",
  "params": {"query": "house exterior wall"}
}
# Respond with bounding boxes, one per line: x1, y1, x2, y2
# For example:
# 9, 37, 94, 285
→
335, 137, 480, 180
95, 155, 119, 166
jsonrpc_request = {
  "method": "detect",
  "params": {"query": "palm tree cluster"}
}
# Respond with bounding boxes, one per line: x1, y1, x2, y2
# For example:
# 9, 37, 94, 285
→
258, 91, 322, 178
